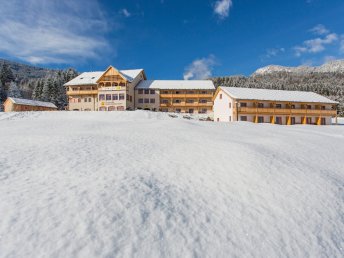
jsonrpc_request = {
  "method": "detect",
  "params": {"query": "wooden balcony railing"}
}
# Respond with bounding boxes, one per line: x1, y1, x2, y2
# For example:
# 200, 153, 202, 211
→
237, 107, 337, 116
67, 90, 98, 96
160, 94, 213, 98
160, 102, 213, 107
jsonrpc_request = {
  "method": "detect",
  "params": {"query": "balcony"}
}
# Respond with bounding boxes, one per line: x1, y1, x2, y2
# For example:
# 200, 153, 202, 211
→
160, 94, 213, 98
160, 102, 213, 107
67, 90, 98, 96
237, 107, 337, 116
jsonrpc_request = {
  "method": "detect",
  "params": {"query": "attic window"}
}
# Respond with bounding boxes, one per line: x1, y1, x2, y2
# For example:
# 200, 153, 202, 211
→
80, 78, 84, 80
91, 77, 95, 79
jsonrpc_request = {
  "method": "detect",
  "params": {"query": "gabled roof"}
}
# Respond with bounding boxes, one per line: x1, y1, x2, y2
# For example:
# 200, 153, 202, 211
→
64, 68, 144, 86
218, 87, 338, 104
8, 97, 57, 108
136, 80, 215, 90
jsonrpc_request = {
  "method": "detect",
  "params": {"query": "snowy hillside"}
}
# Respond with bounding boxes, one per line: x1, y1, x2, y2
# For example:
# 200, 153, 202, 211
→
0, 111, 343, 258
253, 59, 344, 75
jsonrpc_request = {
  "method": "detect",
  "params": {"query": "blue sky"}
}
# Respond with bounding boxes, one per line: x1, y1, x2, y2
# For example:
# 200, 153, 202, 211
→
0, 0, 344, 79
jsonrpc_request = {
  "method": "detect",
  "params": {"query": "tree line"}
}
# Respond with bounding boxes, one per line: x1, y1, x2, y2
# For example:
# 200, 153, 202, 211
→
0, 63, 78, 111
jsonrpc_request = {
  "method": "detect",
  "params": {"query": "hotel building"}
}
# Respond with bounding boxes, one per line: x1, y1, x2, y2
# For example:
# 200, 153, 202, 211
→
214, 87, 338, 125
64, 66, 216, 114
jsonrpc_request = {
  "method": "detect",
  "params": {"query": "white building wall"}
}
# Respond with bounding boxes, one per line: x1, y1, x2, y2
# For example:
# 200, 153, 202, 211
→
213, 90, 234, 122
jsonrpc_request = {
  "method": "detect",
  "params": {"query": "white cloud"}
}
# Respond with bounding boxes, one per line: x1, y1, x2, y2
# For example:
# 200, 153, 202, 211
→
310, 24, 330, 35
0, 0, 112, 64
340, 36, 344, 53
183, 55, 216, 80
263, 48, 285, 59
294, 33, 338, 56
120, 9, 131, 17
213, 0, 233, 19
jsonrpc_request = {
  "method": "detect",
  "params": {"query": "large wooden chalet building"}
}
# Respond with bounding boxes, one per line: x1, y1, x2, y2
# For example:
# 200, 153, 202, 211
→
64, 66, 215, 114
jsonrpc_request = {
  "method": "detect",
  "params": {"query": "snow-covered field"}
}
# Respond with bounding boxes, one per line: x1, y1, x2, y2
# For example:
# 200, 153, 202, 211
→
0, 111, 343, 258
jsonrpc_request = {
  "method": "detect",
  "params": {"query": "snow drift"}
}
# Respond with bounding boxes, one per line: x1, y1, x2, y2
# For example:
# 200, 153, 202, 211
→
0, 111, 343, 257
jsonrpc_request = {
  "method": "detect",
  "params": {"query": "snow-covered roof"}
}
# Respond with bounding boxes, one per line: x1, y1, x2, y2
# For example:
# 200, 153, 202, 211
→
220, 87, 338, 104
64, 69, 144, 86
136, 80, 215, 90
120, 69, 144, 81
8, 97, 57, 108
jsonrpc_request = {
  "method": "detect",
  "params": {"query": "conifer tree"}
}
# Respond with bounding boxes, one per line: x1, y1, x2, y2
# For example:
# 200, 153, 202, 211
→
0, 63, 15, 85
7, 82, 22, 98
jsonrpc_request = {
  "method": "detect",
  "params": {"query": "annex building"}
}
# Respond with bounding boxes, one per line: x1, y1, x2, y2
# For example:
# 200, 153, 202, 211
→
213, 87, 338, 125
4, 97, 57, 112
64, 66, 215, 114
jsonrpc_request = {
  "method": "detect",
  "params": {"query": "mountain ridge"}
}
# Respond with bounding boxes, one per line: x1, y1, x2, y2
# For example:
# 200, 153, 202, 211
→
253, 60, 344, 76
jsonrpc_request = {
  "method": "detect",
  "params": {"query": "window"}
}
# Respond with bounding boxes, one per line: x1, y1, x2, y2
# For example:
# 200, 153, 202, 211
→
174, 99, 181, 103
99, 94, 105, 101
138, 98, 143, 104
78, 98, 81, 103
150, 90, 155, 94
217, 118, 220, 122
112, 94, 118, 101
240, 102, 247, 107
150, 99, 155, 104
144, 89, 149, 94
321, 118, 326, 125
307, 117, 312, 124
240, 116, 247, 121
186, 99, 194, 103
130, 96, 133, 102
162, 99, 168, 104
276, 117, 282, 125
321, 106, 326, 110
144, 98, 149, 104
200, 91, 207, 94
175, 91, 181, 94
220, 94, 222, 99
162, 108, 168, 112
307, 105, 312, 109
106, 94, 112, 101
187, 91, 195, 94
176, 109, 181, 113
229, 102, 232, 108
291, 104, 295, 109
199, 99, 207, 103
127, 94, 129, 101
119, 94, 125, 100
189, 109, 194, 114
258, 103, 264, 108
258, 116, 264, 123
276, 104, 282, 109
88, 98, 92, 102
291, 117, 296, 125
229, 116, 232, 122
138, 89, 143, 94
162, 91, 169, 94
84, 98, 88, 102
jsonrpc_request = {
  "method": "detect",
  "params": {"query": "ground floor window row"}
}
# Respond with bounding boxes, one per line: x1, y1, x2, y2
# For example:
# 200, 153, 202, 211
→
239, 116, 327, 125
160, 108, 210, 114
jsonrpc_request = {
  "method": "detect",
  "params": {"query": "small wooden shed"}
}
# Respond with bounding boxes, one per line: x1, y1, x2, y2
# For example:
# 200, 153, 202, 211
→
4, 97, 58, 112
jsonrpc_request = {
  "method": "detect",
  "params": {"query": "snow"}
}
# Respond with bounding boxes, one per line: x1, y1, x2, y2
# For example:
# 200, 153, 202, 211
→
253, 60, 344, 75
136, 80, 215, 90
0, 111, 343, 258
64, 69, 144, 86
220, 86, 338, 104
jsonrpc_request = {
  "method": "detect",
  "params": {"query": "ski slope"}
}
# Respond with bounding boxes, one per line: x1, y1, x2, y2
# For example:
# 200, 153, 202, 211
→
0, 111, 343, 258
